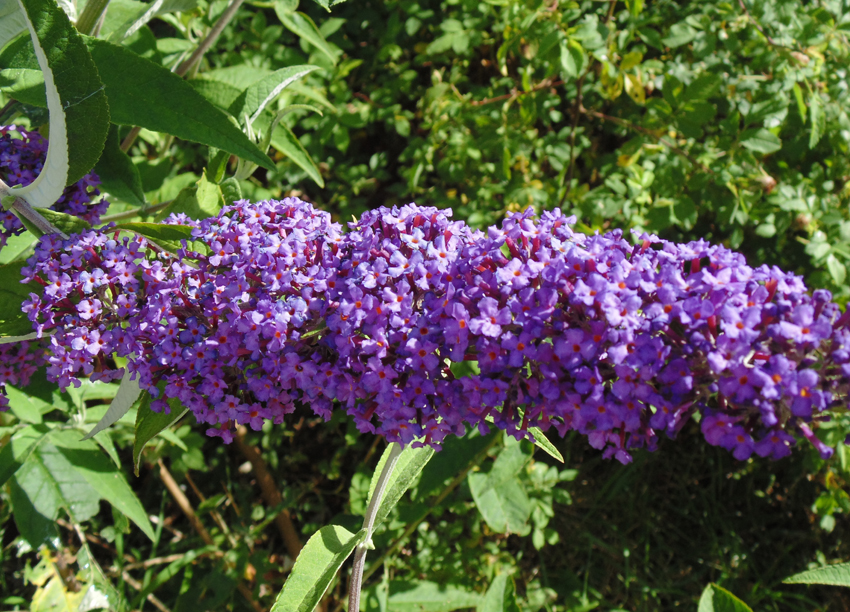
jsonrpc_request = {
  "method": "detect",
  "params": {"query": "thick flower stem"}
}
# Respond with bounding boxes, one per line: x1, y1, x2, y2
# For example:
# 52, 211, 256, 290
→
348, 442, 403, 612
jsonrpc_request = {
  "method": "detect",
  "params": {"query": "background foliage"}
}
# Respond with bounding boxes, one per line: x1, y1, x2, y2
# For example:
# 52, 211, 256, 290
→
3, 0, 850, 610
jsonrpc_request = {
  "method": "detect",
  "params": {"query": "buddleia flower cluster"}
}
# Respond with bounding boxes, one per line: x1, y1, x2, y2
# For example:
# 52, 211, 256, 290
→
0, 125, 108, 250
12, 198, 850, 463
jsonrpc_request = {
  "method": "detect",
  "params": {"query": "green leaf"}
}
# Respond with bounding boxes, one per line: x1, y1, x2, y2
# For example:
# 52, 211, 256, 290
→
784, 562, 850, 586
8, 474, 59, 548
105, 0, 199, 43
51, 429, 155, 541
11, 437, 102, 547
740, 128, 782, 154
10, 0, 108, 209
0, 0, 27, 55
113, 221, 195, 243
81, 370, 141, 440
697, 584, 753, 612
133, 391, 188, 475
793, 82, 807, 123
95, 124, 147, 208
528, 427, 563, 463
809, 92, 825, 149
230, 65, 321, 125
662, 22, 697, 48
367, 444, 435, 529
682, 73, 722, 102
481, 574, 521, 612
1, 37, 275, 172
827, 254, 846, 285
154, 173, 225, 222
268, 122, 325, 188
559, 37, 584, 80
0, 260, 37, 338
276, 9, 339, 64
220, 176, 243, 204
15, 207, 91, 238
468, 439, 533, 534
191, 77, 245, 112
382, 581, 482, 612
0, 423, 51, 487
270, 525, 366, 612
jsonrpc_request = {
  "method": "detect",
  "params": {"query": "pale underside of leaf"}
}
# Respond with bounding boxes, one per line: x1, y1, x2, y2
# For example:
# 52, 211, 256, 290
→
12, 0, 69, 209
82, 370, 142, 440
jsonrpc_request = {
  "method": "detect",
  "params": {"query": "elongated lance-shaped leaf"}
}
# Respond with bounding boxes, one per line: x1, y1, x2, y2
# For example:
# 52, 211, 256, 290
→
270, 525, 366, 612
133, 391, 188, 475
11, 0, 108, 209
0, 423, 52, 488
240, 65, 321, 124
783, 562, 850, 586
275, 8, 339, 64
0, 0, 27, 51
94, 123, 146, 207
367, 444, 435, 529
82, 370, 141, 440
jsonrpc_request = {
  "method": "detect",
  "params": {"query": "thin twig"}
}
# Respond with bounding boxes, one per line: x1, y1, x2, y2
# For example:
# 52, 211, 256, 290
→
175, 0, 246, 77
121, 570, 173, 612
469, 78, 563, 107
158, 459, 264, 612
235, 427, 303, 559
123, 551, 222, 571
119, 126, 142, 153
583, 107, 714, 174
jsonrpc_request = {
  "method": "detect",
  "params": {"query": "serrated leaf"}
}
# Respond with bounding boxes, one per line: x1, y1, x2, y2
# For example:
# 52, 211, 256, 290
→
233, 65, 321, 125
740, 128, 782, 154
270, 525, 366, 612
697, 583, 753, 612
481, 574, 521, 612
784, 562, 850, 586
276, 9, 339, 64
49, 429, 155, 540
682, 73, 722, 102
367, 444, 435, 529
0, 36, 274, 171
10, 0, 109, 210
268, 122, 325, 187
133, 391, 188, 475
0, 423, 51, 487
15, 207, 91, 238
82, 370, 141, 440
95, 124, 146, 208
191, 77, 244, 112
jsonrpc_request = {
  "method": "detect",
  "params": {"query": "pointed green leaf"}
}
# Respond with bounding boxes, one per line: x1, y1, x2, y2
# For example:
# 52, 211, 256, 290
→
51, 429, 155, 540
269, 122, 325, 187
8, 474, 59, 548
0, 260, 38, 338
82, 370, 141, 440
528, 427, 563, 463
784, 562, 850, 586
270, 525, 366, 612
15, 207, 91, 238
481, 574, 520, 612
740, 128, 782, 154
0, 0, 27, 52
113, 221, 195, 243
367, 444, 435, 529
276, 10, 339, 64
95, 124, 147, 208
0, 423, 51, 487
232, 65, 321, 124
468, 440, 533, 534
10, 0, 108, 210
154, 173, 225, 222
682, 73, 722, 102
133, 391, 188, 475
697, 584, 753, 612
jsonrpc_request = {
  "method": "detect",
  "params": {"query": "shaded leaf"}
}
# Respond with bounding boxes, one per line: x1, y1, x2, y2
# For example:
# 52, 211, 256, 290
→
481, 574, 521, 612
697, 584, 753, 612
82, 370, 141, 440
368, 444, 435, 529
0, 422, 51, 487
268, 122, 325, 187
133, 391, 188, 475
95, 124, 146, 208
740, 128, 782, 154
383, 580, 482, 611
275, 9, 339, 64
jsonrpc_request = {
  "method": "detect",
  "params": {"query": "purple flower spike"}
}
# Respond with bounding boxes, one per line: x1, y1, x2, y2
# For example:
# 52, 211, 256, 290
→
14, 198, 850, 465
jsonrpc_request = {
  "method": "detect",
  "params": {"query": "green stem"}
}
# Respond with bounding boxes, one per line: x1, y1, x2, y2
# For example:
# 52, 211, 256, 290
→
175, 0, 246, 77
76, 0, 111, 36
0, 178, 66, 238
348, 442, 403, 612
361, 432, 500, 584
